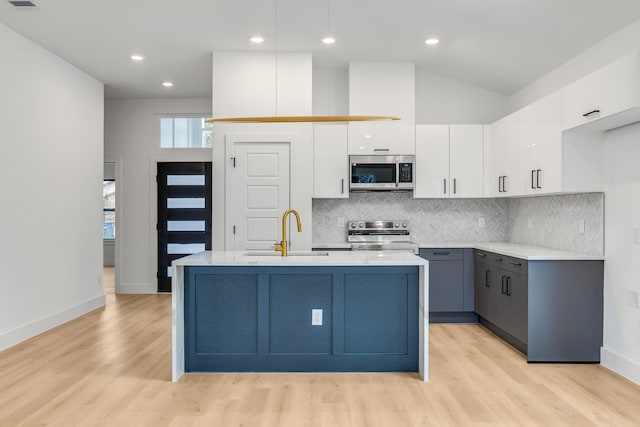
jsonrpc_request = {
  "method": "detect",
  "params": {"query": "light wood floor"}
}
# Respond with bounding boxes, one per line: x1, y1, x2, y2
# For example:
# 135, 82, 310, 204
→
103, 266, 115, 294
1, 295, 639, 427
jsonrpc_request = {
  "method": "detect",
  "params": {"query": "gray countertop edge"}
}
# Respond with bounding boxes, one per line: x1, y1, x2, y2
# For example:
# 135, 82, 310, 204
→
311, 241, 605, 261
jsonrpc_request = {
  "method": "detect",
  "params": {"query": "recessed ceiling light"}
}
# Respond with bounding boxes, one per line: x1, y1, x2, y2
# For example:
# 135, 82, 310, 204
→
250, 36, 264, 44
162, 81, 174, 87
130, 54, 145, 61
425, 38, 440, 46
322, 36, 336, 45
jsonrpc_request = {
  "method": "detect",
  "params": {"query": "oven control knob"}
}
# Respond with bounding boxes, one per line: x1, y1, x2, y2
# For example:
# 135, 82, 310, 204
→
394, 222, 400, 228
402, 222, 407, 228
359, 222, 364, 228
350, 222, 357, 229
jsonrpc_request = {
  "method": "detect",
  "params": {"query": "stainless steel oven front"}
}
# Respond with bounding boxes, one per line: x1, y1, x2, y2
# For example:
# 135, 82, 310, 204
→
349, 155, 414, 191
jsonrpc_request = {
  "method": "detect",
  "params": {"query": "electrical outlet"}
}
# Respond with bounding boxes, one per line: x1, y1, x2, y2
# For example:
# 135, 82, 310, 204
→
98, 274, 102, 286
527, 219, 533, 229
578, 219, 585, 234
478, 217, 485, 228
338, 217, 345, 227
312, 309, 323, 326
628, 290, 639, 309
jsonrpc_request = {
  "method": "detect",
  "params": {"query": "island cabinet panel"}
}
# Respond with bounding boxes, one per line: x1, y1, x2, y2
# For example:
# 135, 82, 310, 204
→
269, 273, 333, 354
193, 274, 258, 354
344, 273, 409, 354
474, 250, 603, 362
184, 266, 419, 373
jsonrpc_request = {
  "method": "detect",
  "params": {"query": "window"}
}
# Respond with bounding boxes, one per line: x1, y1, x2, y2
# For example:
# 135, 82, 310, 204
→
103, 180, 115, 239
160, 117, 212, 148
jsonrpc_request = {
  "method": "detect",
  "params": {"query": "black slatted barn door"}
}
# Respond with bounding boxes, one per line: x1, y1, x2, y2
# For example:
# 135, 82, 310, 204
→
157, 162, 212, 292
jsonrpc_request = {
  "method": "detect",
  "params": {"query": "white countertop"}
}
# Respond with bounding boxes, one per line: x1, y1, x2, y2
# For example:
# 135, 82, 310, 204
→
172, 250, 428, 267
311, 241, 604, 261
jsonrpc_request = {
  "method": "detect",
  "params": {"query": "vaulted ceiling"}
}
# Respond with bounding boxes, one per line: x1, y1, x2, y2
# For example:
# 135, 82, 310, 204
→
2, 0, 640, 98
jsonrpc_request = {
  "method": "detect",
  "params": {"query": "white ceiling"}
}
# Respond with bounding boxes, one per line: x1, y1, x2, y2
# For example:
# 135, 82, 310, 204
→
2, 0, 640, 98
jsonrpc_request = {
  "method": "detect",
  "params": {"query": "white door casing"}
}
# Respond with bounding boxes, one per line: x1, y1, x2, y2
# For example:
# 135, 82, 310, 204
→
226, 141, 290, 251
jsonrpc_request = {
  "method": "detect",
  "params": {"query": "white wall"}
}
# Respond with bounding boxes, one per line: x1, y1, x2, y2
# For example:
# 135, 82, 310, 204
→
0, 22, 104, 351
415, 68, 509, 124
349, 61, 416, 123
508, 16, 640, 383
312, 67, 349, 116
602, 123, 640, 385
104, 98, 212, 294
511, 19, 640, 110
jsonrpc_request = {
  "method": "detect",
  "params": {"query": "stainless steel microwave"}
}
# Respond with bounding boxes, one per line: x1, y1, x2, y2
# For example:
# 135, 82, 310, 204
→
349, 155, 415, 191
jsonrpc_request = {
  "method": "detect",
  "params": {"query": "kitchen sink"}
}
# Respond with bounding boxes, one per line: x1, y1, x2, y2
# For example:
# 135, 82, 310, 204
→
243, 251, 330, 257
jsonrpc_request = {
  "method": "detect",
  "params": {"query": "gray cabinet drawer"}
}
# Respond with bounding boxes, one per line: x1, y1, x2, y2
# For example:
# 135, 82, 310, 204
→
505, 256, 528, 275
419, 248, 464, 261
486, 252, 507, 269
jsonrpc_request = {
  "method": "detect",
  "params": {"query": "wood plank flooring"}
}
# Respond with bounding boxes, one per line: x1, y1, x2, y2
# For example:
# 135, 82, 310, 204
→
1, 293, 639, 426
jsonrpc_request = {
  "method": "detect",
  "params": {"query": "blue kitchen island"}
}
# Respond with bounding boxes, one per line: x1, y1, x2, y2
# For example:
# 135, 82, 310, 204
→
171, 251, 429, 382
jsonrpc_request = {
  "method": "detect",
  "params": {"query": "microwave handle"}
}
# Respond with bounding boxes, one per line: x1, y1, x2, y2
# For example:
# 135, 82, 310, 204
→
395, 162, 400, 187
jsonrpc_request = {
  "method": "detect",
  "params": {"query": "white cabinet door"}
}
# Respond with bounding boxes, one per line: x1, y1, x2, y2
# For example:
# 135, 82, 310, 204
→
563, 51, 639, 130
415, 125, 449, 198
348, 123, 415, 155
488, 118, 507, 197
519, 103, 539, 195
534, 91, 563, 194
313, 125, 348, 198
449, 125, 484, 198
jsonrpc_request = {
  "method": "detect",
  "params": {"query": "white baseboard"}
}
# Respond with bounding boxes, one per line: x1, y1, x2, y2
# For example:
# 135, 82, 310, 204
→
0, 295, 106, 352
601, 347, 640, 385
118, 282, 156, 294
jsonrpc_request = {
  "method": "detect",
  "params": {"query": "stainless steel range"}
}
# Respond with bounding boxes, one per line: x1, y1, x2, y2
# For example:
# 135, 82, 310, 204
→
348, 220, 419, 253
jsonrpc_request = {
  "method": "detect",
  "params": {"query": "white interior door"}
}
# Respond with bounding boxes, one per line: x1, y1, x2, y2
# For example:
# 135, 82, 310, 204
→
231, 141, 290, 250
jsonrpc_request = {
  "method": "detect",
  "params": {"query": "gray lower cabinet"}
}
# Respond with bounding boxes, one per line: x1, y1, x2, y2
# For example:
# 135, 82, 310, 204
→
419, 248, 477, 323
474, 249, 603, 362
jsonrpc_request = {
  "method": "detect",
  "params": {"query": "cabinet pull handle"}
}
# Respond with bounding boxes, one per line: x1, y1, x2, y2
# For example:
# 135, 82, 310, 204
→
531, 170, 536, 189
453, 178, 457, 194
373, 148, 390, 152
485, 270, 490, 287
501, 276, 506, 294
478, 252, 486, 257
341, 178, 344, 194
506, 276, 512, 296
494, 257, 503, 262
503, 175, 509, 192
582, 109, 600, 118
536, 169, 542, 189
443, 179, 447, 194
433, 251, 450, 255
509, 261, 522, 266
498, 176, 503, 193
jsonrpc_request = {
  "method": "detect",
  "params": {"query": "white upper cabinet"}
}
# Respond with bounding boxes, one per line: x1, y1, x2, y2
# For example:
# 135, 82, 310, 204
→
313, 124, 349, 198
449, 125, 484, 198
488, 113, 523, 197
348, 123, 416, 155
415, 124, 484, 198
563, 51, 640, 131
415, 125, 449, 197
487, 89, 603, 197
525, 91, 562, 194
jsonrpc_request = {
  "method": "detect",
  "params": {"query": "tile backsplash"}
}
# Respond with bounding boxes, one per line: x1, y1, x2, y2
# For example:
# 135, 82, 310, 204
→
312, 192, 605, 255
312, 193, 508, 244
506, 193, 604, 255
